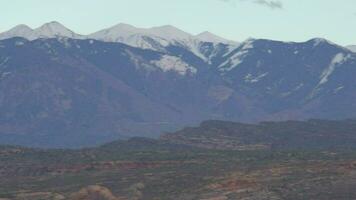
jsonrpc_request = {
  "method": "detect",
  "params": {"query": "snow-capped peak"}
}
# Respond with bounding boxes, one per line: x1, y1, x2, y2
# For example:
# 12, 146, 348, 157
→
148, 25, 192, 40
90, 23, 144, 40
0, 22, 239, 62
7, 24, 33, 33
308, 38, 336, 47
89, 24, 192, 42
89, 23, 174, 50
0, 24, 34, 40
0, 21, 83, 41
88, 23, 239, 61
88, 23, 241, 46
195, 31, 236, 45
34, 21, 83, 39
0, 21, 239, 48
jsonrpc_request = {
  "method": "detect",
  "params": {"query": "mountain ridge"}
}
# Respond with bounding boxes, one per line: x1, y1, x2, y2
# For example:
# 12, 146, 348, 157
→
0, 22, 238, 62
1, 23, 356, 147
0, 22, 238, 43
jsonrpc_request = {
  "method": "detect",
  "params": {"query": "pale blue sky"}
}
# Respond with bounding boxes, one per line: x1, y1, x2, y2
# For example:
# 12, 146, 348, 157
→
1, 0, 356, 45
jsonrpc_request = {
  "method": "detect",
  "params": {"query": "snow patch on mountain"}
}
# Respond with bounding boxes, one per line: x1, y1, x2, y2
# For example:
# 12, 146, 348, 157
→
334, 86, 344, 93
281, 83, 305, 97
0, 56, 11, 80
295, 83, 304, 91
57, 37, 73, 48
313, 38, 328, 47
0, 57, 10, 67
218, 52, 244, 71
244, 72, 269, 83
241, 39, 255, 50
151, 55, 197, 75
319, 53, 350, 85
15, 41, 25, 46
310, 38, 339, 48
218, 40, 254, 72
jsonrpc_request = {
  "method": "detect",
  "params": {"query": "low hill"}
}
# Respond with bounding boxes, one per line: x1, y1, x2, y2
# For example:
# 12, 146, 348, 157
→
162, 119, 356, 150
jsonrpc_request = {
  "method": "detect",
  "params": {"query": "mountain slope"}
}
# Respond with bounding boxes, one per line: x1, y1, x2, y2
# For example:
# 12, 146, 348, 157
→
0, 38, 206, 147
1, 24, 356, 147
214, 38, 356, 120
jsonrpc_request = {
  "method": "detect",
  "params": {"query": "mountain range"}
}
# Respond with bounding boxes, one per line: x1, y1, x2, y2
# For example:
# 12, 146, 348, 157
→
0, 21, 239, 62
0, 22, 356, 148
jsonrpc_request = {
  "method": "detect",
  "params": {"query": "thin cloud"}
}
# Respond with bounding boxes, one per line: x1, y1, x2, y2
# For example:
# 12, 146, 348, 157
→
254, 0, 283, 9
219, 0, 283, 10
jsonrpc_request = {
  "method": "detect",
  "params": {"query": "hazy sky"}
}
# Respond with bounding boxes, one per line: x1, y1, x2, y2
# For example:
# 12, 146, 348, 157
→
1, 0, 356, 45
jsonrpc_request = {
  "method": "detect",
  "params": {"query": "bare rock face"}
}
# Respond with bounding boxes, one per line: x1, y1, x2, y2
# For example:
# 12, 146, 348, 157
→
69, 185, 122, 200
